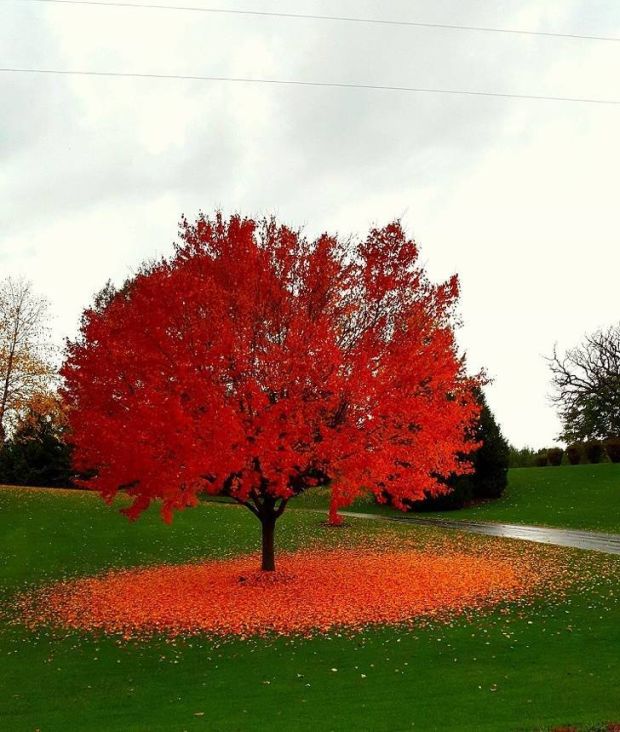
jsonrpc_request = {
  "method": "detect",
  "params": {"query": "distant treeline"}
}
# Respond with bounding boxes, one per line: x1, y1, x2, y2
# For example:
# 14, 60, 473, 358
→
509, 440, 620, 468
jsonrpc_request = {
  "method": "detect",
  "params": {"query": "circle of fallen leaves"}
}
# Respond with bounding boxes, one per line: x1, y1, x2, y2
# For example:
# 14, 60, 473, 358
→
10, 530, 619, 643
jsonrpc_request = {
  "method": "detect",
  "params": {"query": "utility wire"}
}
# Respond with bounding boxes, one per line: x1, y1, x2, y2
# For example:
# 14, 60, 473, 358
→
1, 66, 619, 105
17, 0, 620, 44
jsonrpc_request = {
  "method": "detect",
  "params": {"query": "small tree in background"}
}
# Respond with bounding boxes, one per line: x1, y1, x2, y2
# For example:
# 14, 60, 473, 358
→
0, 392, 72, 487
549, 324, 620, 443
584, 442, 604, 464
547, 447, 564, 466
62, 214, 482, 571
0, 278, 55, 443
507, 445, 537, 468
604, 438, 620, 463
534, 451, 548, 467
566, 444, 582, 465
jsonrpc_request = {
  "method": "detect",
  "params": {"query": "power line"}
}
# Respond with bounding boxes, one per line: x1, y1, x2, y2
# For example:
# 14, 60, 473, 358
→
1, 66, 619, 105
18, 0, 620, 44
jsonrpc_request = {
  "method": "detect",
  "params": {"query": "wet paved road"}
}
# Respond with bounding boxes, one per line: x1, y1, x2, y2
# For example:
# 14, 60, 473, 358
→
338, 511, 620, 555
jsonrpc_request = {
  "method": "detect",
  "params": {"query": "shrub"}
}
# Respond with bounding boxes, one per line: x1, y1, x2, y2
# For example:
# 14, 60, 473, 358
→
584, 441, 604, 464
508, 445, 537, 468
566, 444, 582, 465
408, 475, 474, 511
534, 451, 548, 467
547, 447, 564, 466
604, 438, 620, 463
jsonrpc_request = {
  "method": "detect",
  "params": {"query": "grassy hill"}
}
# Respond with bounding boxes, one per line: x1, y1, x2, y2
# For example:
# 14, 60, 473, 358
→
1, 485, 620, 731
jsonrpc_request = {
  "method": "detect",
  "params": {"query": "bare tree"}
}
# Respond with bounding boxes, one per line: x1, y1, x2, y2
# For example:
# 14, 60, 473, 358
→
549, 323, 620, 442
0, 278, 55, 443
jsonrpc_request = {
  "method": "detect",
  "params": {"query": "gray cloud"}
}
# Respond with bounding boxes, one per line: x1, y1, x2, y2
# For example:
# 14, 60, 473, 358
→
1, 0, 619, 447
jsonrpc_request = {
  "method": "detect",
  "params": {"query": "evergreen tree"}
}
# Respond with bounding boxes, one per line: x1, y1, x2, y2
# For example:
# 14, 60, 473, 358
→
470, 388, 510, 498
410, 388, 509, 510
0, 399, 73, 488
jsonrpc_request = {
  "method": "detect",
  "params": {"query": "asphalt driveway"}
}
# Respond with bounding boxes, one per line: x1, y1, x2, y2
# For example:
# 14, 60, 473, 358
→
339, 511, 620, 555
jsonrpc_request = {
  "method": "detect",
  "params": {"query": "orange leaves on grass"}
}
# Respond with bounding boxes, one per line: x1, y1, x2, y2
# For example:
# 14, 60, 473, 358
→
18, 547, 546, 639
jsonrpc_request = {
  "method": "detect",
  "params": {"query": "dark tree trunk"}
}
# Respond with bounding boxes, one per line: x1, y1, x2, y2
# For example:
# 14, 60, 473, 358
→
261, 515, 276, 572
233, 490, 287, 572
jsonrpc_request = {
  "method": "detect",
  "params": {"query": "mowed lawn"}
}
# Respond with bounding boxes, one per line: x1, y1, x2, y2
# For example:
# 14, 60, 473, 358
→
418, 464, 620, 533
1, 486, 620, 731
293, 464, 620, 534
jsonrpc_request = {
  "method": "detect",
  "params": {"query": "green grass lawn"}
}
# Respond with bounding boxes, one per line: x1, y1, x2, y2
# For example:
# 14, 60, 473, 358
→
1, 486, 619, 731
292, 463, 620, 534
425, 464, 620, 533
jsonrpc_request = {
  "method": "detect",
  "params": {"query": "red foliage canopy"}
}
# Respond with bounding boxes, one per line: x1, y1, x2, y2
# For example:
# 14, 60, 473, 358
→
62, 214, 481, 565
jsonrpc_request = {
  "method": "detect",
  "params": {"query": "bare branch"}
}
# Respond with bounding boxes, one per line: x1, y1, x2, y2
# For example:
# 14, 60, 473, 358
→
0, 277, 55, 441
548, 323, 620, 441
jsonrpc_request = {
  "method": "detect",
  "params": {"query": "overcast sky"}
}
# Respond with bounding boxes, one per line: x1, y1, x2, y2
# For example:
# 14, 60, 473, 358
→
1, 0, 619, 448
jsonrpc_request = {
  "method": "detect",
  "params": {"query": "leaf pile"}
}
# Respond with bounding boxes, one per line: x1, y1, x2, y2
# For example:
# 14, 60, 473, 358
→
15, 540, 575, 639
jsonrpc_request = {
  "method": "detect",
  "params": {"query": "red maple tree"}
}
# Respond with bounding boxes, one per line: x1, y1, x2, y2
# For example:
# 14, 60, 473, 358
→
62, 213, 481, 570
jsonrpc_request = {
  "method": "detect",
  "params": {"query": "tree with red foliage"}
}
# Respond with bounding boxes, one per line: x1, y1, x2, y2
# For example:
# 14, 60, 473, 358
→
62, 213, 481, 570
